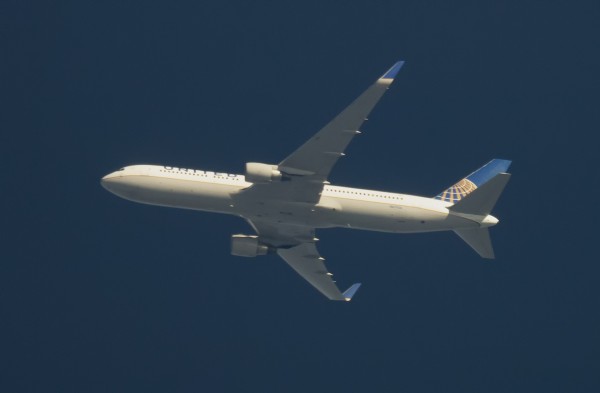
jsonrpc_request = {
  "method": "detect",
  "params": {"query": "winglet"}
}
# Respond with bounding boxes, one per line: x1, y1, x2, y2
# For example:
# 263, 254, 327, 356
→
380, 61, 405, 80
343, 283, 362, 301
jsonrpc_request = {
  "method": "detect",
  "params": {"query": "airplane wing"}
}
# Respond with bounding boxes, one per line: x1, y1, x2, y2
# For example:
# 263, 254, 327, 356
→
248, 219, 361, 301
240, 61, 404, 204
279, 61, 404, 181
240, 62, 404, 300
278, 243, 361, 301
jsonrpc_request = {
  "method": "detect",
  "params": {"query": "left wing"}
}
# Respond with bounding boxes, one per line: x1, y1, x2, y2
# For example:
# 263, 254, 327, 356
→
279, 61, 404, 181
248, 219, 361, 301
239, 61, 404, 204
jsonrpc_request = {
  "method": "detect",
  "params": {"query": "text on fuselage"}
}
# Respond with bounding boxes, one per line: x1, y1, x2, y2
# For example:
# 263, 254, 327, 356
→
163, 166, 239, 178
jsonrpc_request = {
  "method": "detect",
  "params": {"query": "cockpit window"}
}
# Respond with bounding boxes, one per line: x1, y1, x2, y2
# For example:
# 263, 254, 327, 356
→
118, 168, 125, 171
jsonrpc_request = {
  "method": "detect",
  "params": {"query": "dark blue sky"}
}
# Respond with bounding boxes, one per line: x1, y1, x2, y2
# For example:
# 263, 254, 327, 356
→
3, 1, 599, 392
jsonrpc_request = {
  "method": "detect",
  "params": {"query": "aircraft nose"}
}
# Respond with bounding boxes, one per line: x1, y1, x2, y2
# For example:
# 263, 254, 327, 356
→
100, 171, 121, 192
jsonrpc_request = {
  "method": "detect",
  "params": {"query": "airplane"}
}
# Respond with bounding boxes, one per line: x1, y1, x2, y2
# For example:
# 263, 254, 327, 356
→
101, 61, 511, 301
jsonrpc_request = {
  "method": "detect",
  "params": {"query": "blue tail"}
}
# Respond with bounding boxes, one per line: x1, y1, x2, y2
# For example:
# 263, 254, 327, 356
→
434, 159, 512, 204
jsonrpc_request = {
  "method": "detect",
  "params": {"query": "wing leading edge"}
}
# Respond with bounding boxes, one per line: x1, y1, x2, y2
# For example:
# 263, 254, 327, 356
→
240, 61, 405, 205
279, 61, 405, 181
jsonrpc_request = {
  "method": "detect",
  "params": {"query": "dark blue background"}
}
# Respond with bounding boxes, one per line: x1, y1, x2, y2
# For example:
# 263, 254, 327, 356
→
3, 1, 599, 392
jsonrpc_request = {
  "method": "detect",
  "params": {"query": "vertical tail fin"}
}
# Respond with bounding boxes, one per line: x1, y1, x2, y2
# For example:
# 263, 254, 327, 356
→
440, 159, 513, 259
450, 173, 511, 258
435, 159, 511, 204
449, 173, 511, 216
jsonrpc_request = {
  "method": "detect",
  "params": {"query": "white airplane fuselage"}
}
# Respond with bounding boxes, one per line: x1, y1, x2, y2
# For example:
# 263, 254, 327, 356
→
102, 165, 496, 234
100, 61, 511, 300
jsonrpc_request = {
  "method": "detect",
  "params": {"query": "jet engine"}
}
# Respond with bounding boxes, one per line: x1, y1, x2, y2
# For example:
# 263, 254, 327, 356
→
245, 162, 282, 183
231, 234, 270, 257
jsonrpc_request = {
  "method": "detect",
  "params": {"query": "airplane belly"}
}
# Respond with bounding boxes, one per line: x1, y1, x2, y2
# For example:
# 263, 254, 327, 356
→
234, 198, 340, 227
328, 197, 475, 233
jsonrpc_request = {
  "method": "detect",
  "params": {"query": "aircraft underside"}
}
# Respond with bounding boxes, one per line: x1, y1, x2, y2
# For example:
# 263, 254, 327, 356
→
101, 61, 511, 300
103, 172, 479, 234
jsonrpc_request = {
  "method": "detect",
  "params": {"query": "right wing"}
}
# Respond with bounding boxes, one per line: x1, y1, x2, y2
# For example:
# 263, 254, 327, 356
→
248, 219, 361, 301
278, 243, 361, 301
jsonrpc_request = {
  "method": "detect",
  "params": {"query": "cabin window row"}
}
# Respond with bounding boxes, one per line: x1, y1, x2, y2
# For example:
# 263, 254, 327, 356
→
328, 188, 401, 200
159, 169, 243, 180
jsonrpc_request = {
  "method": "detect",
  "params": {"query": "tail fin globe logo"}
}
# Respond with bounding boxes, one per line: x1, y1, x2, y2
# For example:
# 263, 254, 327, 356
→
437, 178, 477, 203
434, 159, 512, 204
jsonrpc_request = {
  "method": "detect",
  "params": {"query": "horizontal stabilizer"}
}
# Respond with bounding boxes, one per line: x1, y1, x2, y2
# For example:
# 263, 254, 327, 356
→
449, 173, 511, 216
454, 228, 495, 259
342, 283, 362, 301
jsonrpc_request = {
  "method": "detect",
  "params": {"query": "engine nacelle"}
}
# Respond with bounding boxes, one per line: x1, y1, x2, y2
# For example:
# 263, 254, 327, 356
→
231, 234, 270, 257
245, 162, 282, 183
